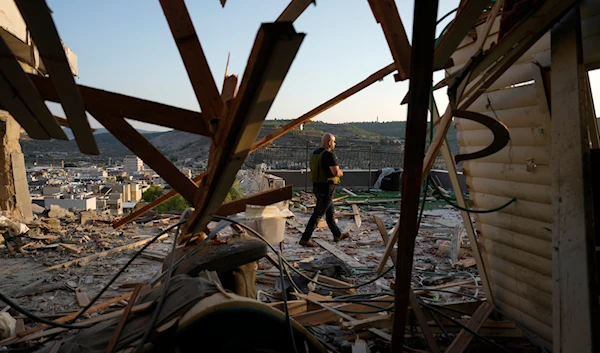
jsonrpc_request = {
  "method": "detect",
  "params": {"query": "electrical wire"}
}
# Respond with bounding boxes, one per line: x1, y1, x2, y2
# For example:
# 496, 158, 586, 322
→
278, 246, 298, 353
419, 301, 513, 353
431, 183, 516, 214
214, 216, 395, 290
437, 7, 458, 24
0, 293, 92, 330
134, 208, 192, 353
0, 221, 186, 335
69, 221, 185, 324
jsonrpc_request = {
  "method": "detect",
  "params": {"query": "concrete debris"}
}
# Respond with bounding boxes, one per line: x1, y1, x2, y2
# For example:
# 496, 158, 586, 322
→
0, 215, 29, 235
48, 205, 74, 219
31, 203, 45, 214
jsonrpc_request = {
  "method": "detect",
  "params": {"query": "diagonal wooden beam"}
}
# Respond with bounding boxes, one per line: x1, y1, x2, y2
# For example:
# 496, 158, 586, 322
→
160, 0, 224, 129
29, 74, 210, 136
0, 36, 67, 140
91, 112, 198, 204
221, 75, 238, 103
276, 0, 314, 22
368, 0, 411, 81
253, 63, 396, 150
445, 302, 494, 353
16, 0, 98, 155
390, 0, 438, 350
433, 0, 491, 70
53, 115, 96, 132
182, 22, 305, 242
113, 63, 395, 227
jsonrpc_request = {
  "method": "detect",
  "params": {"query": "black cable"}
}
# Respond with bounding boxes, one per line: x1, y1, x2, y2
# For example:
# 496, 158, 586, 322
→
0, 293, 92, 330
214, 216, 395, 290
428, 309, 449, 339
337, 305, 394, 314
278, 247, 298, 353
437, 7, 458, 24
134, 208, 190, 353
419, 302, 513, 353
432, 185, 516, 214
1, 222, 184, 332
70, 221, 184, 324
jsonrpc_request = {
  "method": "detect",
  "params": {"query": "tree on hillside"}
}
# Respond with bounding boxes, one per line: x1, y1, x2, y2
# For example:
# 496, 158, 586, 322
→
142, 185, 163, 202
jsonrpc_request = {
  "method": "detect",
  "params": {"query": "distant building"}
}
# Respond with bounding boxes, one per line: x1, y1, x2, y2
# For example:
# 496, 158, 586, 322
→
111, 183, 142, 202
44, 194, 97, 211
124, 156, 144, 175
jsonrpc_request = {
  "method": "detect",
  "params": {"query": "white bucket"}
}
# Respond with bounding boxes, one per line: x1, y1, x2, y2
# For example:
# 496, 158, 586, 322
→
244, 205, 291, 245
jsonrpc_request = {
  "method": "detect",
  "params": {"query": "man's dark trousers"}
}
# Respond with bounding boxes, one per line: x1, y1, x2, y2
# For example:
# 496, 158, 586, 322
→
301, 192, 341, 241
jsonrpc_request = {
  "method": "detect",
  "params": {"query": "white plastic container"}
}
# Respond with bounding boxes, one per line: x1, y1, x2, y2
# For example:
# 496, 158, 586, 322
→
244, 205, 292, 245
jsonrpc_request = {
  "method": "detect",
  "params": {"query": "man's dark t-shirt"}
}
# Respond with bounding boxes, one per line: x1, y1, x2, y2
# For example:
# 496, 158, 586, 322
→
312, 147, 339, 195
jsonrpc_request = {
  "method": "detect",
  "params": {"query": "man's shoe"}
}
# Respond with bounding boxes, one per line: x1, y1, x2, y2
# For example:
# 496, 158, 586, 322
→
299, 239, 318, 247
334, 233, 350, 242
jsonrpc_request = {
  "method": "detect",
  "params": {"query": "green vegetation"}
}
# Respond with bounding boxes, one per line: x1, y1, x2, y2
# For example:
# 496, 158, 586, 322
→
142, 185, 163, 203
157, 194, 189, 213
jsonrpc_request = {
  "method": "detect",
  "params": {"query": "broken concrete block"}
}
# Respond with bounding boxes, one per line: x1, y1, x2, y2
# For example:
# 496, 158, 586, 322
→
80, 211, 96, 225
48, 205, 74, 219
43, 218, 62, 231
31, 203, 45, 214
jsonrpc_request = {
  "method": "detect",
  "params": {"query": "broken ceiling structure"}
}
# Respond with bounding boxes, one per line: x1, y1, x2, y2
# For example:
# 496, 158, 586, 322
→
0, 0, 598, 352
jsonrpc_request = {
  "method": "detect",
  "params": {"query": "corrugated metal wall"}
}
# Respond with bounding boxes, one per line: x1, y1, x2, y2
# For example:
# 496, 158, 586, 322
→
449, 5, 600, 349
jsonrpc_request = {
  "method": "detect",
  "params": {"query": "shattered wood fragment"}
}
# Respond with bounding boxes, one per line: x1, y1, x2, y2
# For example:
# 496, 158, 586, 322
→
342, 188, 358, 197
408, 290, 440, 353
374, 216, 397, 267
292, 295, 394, 325
105, 284, 143, 353
59, 243, 82, 254
341, 314, 392, 330
15, 292, 133, 339
445, 302, 494, 353
352, 204, 362, 228
268, 300, 307, 316
313, 238, 362, 268
39, 234, 168, 272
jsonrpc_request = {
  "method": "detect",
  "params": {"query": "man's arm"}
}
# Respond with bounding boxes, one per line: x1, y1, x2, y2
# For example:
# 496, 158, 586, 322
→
329, 165, 343, 177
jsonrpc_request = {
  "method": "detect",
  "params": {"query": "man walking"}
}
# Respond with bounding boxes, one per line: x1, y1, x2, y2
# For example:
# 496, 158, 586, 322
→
299, 133, 350, 247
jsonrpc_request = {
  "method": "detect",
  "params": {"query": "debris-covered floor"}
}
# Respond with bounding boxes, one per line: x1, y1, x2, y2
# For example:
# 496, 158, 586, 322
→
0, 190, 537, 352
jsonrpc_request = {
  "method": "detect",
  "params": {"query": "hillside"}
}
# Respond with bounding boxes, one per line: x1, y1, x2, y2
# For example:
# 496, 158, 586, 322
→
20, 120, 463, 167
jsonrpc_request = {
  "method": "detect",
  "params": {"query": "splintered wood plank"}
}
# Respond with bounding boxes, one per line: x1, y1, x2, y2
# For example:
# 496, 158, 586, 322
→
215, 185, 293, 216
313, 238, 362, 268
105, 284, 143, 353
432, 0, 490, 70
183, 23, 305, 240
276, 0, 313, 22
0, 37, 66, 140
221, 75, 238, 103
445, 302, 494, 353
29, 74, 209, 136
374, 216, 397, 266
409, 291, 440, 353
91, 113, 198, 204
391, 0, 438, 350
368, 0, 412, 80
160, 0, 224, 125
16, 0, 97, 154
351, 204, 362, 228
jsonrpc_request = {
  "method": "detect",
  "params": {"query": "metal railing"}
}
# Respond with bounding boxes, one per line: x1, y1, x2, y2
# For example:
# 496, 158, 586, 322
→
245, 142, 404, 170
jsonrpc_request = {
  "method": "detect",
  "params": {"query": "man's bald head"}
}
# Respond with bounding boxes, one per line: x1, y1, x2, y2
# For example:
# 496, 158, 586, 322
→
321, 133, 336, 150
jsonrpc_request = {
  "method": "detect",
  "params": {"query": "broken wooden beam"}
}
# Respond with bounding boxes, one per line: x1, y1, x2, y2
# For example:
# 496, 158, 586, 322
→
16, 0, 98, 154
408, 291, 440, 353
215, 185, 293, 216
276, 0, 314, 22
391, 0, 438, 350
183, 23, 305, 240
29, 74, 210, 136
351, 204, 362, 228
313, 238, 362, 268
91, 112, 199, 204
368, 0, 412, 80
444, 302, 494, 353
105, 284, 143, 353
0, 36, 67, 140
160, 0, 225, 129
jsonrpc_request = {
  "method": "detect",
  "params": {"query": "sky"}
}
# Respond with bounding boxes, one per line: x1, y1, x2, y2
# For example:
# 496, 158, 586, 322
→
45, 0, 461, 132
